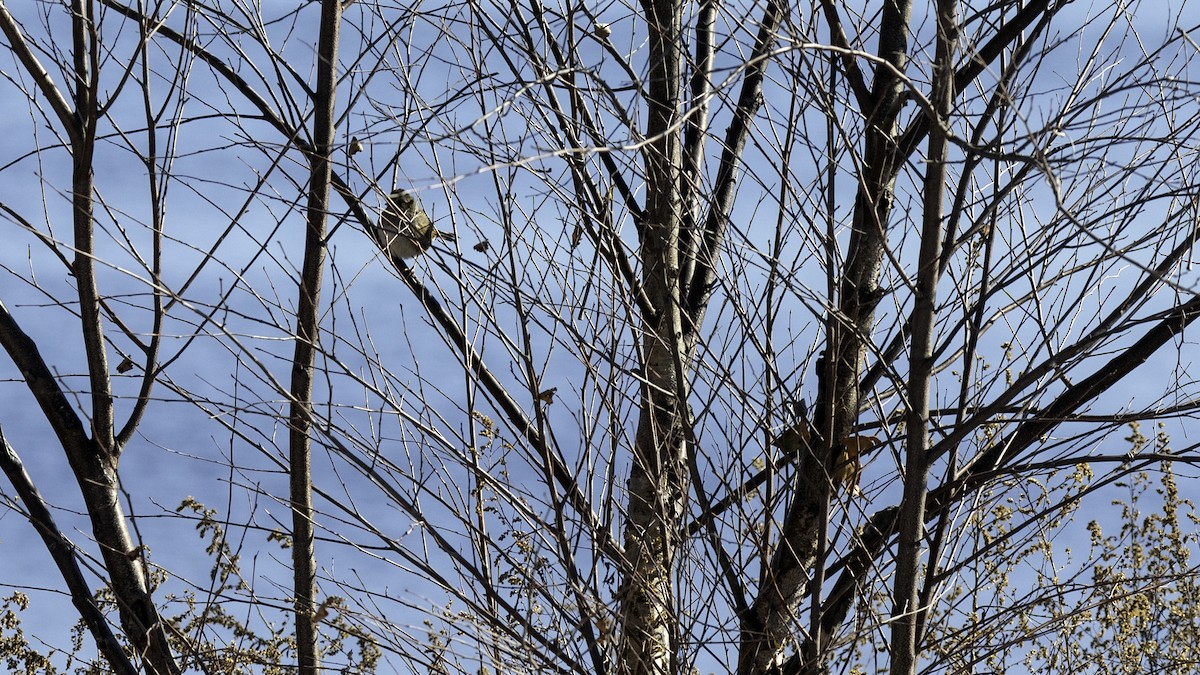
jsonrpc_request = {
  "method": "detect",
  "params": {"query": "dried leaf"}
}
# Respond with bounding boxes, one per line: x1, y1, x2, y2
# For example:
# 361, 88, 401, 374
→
314, 597, 335, 624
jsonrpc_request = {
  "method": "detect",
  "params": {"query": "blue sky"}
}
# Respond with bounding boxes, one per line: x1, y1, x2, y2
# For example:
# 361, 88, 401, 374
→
4, 1, 1200, 672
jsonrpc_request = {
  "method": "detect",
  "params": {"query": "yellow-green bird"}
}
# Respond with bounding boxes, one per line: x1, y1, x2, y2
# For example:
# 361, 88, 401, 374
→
376, 189, 455, 260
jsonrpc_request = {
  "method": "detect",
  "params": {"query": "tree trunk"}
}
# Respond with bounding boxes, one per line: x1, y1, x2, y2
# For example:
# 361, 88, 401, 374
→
619, 0, 686, 670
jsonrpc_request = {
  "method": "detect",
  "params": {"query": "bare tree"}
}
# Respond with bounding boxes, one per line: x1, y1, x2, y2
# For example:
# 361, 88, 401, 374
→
3, 0, 1200, 674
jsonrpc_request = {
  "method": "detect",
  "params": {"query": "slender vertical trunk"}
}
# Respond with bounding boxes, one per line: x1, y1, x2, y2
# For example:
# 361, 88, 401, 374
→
740, 3, 914, 673
68, 2, 181, 672
828, 0, 913, 450
289, 2, 341, 673
890, 2, 956, 673
71, 0, 112, 455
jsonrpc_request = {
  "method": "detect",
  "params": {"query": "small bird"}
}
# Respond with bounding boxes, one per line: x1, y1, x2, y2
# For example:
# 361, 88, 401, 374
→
376, 189, 455, 260
830, 435, 879, 496
771, 418, 814, 455
772, 417, 879, 496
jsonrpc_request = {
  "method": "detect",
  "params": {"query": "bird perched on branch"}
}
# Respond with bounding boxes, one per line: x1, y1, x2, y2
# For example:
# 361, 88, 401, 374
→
830, 435, 878, 496
375, 189, 455, 260
771, 415, 879, 496
771, 417, 814, 454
